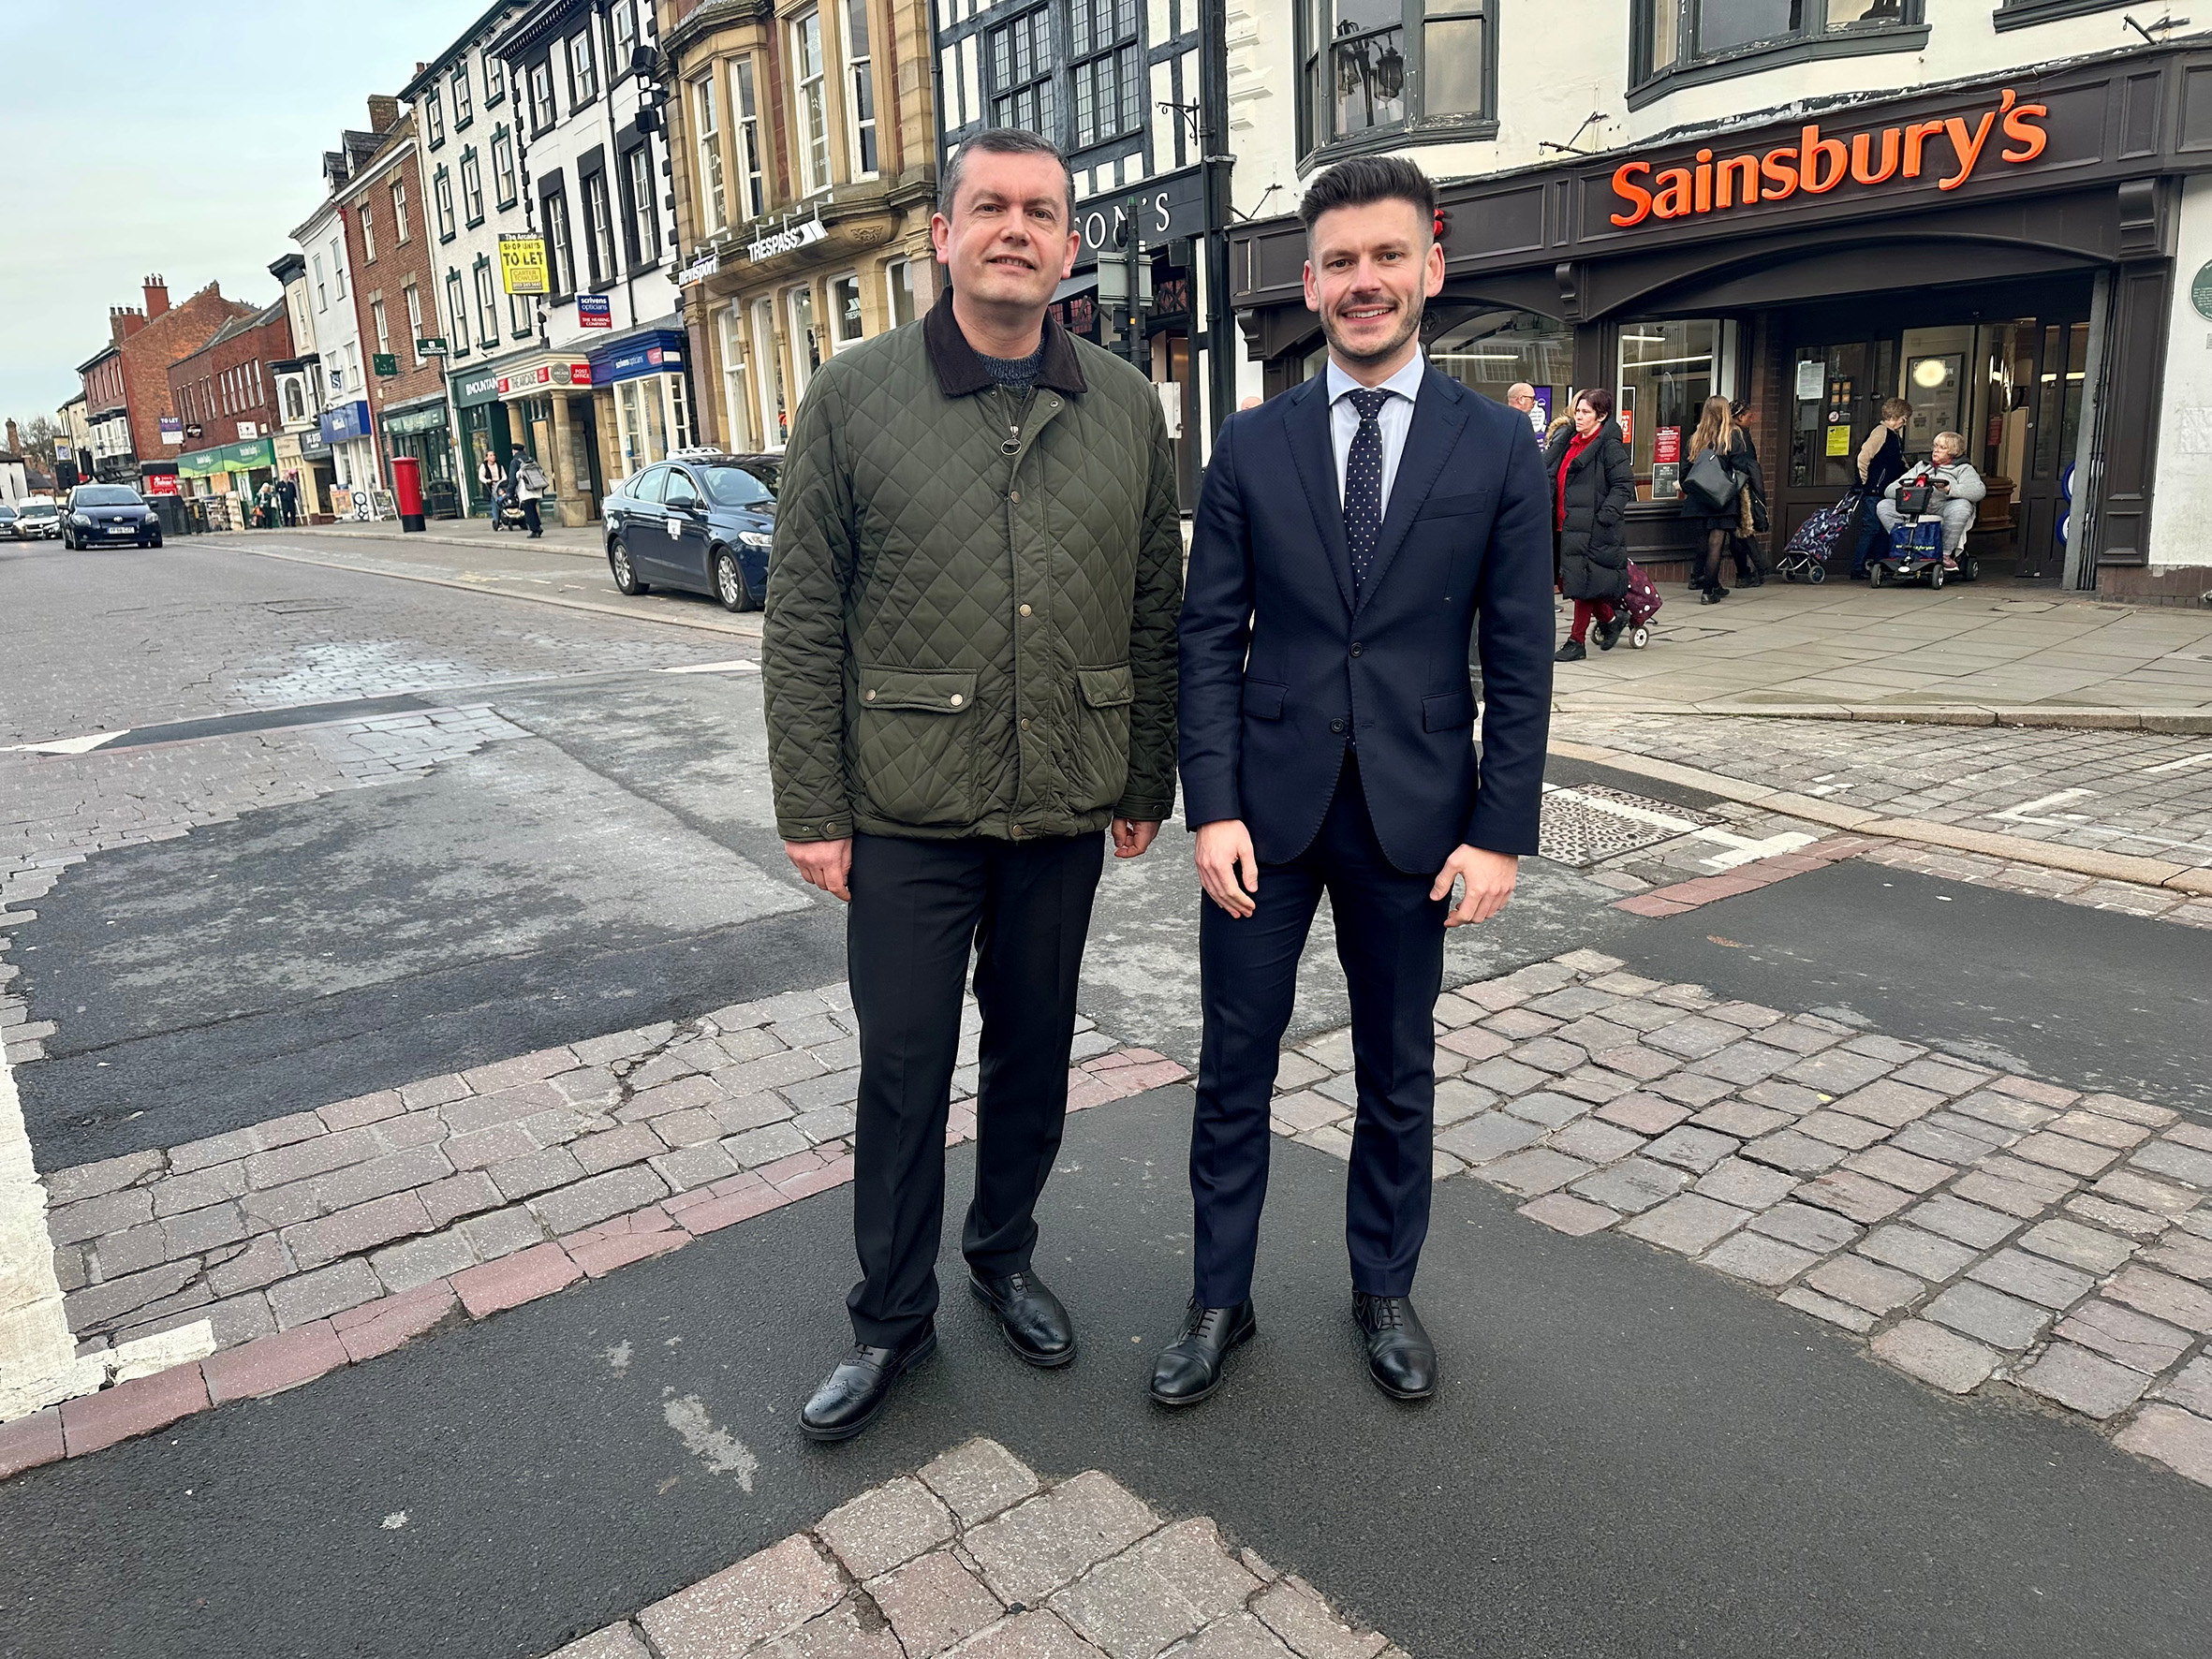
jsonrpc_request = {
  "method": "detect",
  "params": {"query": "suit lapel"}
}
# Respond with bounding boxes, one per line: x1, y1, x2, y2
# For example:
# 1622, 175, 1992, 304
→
1285, 377, 1355, 613
1357, 368, 1469, 615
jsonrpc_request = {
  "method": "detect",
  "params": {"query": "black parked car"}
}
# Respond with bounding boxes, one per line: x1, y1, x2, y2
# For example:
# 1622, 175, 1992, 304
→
61, 483, 161, 549
0, 503, 18, 540
602, 451, 779, 611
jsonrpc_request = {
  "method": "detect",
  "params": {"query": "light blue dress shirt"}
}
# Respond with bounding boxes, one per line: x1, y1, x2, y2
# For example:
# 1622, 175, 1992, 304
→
1326, 351, 1427, 514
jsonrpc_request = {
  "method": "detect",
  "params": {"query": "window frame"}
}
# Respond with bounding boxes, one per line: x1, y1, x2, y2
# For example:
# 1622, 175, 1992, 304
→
1629, 0, 1928, 109
568, 28, 600, 108
624, 141, 661, 266
528, 58, 558, 133
491, 125, 519, 208
829, 270, 865, 348
332, 235, 348, 297
791, 9, 831, 196
542, 179, 576, 301
484, 51, 506, 106
843, 0, 879, 180
425, 87, 447, 148
886, 257, 916, 328
985, 7, 1055, 142
451, 64, 474, 129
406, 283, 426, 367
612, 0, 639, 70
461, 146, 485, 225
435, 165, 458, 242
694, 71, 730, 234
475, 257, 501, 346
582, 167, 617, 291
1296, 0, 1497, 163
733, 57, 768, 222
447, 271, 472, 355
1067, 0, 1141, 155
372, 297, 391, 359
361, 200, 378, 263
391, 180, 410, 243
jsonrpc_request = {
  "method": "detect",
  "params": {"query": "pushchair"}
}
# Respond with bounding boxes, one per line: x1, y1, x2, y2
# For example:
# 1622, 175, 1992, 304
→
1618, 560, 1661, 650
1776, 491, 1857, 583
490, 484, 529, 532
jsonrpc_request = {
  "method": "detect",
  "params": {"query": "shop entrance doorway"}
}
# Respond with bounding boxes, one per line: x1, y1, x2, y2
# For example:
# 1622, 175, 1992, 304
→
1776, 276, 2091, 580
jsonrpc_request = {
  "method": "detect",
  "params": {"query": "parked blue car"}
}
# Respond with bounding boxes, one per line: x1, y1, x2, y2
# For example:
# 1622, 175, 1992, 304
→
602, 450, 780, 611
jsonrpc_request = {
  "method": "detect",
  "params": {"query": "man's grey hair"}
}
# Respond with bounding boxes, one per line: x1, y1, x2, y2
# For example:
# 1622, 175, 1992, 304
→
938, 127, 1076, 228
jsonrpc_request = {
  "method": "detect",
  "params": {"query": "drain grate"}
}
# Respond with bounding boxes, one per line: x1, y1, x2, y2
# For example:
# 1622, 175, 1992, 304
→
1539, 785, 1722, 867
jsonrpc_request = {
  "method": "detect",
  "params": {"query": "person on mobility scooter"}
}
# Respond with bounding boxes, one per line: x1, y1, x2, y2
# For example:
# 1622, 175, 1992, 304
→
1872, 431, 1985, 588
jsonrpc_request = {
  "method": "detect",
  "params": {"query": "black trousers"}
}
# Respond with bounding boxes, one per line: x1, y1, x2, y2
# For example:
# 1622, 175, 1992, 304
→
1190, 752, 1447, 1306
845, 829, 1105, 1347
520, 499, 542, 536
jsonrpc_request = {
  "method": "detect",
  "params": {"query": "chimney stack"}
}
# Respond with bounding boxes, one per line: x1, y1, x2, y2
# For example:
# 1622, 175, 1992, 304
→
367, 95, 401, 133
143, 274, 170, 320
6, 420, 19, 456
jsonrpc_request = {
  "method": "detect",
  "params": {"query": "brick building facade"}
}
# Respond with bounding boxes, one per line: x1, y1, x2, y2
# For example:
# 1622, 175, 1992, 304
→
74, 278, 258, 483
336, 112, 459, 506
167, 302, 292, 452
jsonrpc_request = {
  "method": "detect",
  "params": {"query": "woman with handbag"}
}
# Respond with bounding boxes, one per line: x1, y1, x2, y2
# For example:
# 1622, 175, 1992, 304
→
1679, 395, 1750, 604
1546, 389, 1634, 663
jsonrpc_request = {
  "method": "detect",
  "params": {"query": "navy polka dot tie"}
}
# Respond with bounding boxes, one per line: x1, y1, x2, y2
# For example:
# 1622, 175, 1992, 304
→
1343, 388, 1391, 595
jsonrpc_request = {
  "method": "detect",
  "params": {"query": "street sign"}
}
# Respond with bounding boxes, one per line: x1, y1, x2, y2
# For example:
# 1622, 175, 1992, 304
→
372, 353, 398, 377
416, 336, 450, 356
500, 233, 549, 295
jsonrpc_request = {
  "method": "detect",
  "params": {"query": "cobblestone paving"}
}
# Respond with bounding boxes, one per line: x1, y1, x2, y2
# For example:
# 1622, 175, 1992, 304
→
1554, 712, 2212, 868
548, 1437, 1407, 1659
38, 984, 1182, 1361
1271, 949, 2212, 1491
0, 707, 525, 1058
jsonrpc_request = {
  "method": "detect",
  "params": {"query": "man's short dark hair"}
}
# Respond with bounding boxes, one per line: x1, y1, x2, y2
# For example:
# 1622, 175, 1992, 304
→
938, 127, 1076, 228
1297, 156, 1437, 242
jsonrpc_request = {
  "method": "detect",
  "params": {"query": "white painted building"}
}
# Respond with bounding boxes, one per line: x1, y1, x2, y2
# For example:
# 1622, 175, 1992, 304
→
288, 128, 379, 502
1224, 4, 2212, 598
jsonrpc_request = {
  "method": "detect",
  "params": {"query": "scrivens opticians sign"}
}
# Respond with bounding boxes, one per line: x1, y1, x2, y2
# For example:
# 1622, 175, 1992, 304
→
1608, 87, 2049, 228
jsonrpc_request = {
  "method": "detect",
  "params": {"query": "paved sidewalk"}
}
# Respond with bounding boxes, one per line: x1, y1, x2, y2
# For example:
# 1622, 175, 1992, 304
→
1550, 583, 2212, 727
243, 516, 607, 558
553, 1438, 1403, 1659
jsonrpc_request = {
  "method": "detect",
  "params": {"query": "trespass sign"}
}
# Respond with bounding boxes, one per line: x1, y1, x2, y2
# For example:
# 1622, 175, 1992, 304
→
1609, 88, 2049, 229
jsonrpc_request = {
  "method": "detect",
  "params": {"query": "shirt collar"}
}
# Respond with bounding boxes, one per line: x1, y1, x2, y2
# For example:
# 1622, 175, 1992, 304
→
1326, 351, 1427, 410
924, 285, 1087, 399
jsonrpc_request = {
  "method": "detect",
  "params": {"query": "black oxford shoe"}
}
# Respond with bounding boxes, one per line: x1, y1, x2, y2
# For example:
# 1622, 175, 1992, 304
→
969, 1270, 1076, 1368
1353, 1293, 1437, 1401
798, 1324, 936, 1442
1148, 1299, 1256, 1407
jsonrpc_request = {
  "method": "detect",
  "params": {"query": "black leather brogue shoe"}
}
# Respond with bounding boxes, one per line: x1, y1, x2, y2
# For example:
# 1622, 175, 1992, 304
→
798, 1324, 937, 1442
1353, 1293, 1437, 1401
1147, 1299, 1256, 1407
969, 1270, 1076, 1368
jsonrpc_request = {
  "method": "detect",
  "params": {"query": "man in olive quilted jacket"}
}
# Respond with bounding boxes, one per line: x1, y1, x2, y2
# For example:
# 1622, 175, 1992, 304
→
763, 128, 1183, 1442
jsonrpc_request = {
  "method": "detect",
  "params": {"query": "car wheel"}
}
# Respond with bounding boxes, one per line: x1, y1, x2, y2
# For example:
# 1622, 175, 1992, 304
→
608, 539, 648, 595
147, 535, 163, 549
713, 547, 755, 612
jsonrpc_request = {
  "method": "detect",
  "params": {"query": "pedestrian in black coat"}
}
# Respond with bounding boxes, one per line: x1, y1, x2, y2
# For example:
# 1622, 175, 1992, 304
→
1544, 390, 1632, 663
1681, 395, 1753, 603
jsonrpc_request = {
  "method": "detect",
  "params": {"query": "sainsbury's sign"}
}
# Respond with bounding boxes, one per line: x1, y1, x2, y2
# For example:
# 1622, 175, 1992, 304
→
1609, 87, 2049, 228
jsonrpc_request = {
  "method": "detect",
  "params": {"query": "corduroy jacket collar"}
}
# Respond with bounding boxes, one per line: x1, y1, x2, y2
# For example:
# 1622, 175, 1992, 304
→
923, 284, 1087, 398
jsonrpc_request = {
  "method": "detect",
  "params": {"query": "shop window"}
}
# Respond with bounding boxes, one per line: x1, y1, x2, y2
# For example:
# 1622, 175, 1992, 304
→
462, 148, 484, 225
1630, 0, 1924, 104
568, 29, 600, 108
626, 145, 660, 264
435, 167, 458, 242
1299, 0, 1492, 159
887, 257, 916, 328
695, 73, 730, 233
752, 298, 788, 448
988, 7, 1055, 139
1429, 309, 1571, 436
845, 0, 879, 177
792, 9, 831, 194
788, 285, 821, 400
719, 308, 753, 449
734, 60, 767, 220
492, 127, 518, 208
425, 89, 446, 148
670, 376, 694, 450
476, 259, 501, 345
451, 66, 474, 128
831, 272, 864, 347
1616, 318, 1732, 501
447, 272, 471, 355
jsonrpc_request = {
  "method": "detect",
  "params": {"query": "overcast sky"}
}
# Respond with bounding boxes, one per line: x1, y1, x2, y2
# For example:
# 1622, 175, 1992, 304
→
0, 1, 468, 428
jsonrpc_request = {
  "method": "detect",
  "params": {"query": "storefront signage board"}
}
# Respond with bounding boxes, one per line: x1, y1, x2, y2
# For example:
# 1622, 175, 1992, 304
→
501, 234, 549, 295
1074, 166, 1208, 270
577, 295, 613, 330
317, 400, 373, 445
373, 353, 399, 378
453, 369, 505, 408
495, 361, 592, 395
745, 219, 827, 262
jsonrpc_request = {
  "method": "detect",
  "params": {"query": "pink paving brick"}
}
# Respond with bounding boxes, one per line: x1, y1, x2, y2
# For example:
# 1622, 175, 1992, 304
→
202, 1321, 349, 1404
677, 1187, 792, 1235
662, 1187, 716, 1213
1116, 1049, 1166, 1064
0, 1409, 64, 1480
568, 1229, 690, 1277
332, 1282, 460, 1363
1615, 894, 1693, 917
61, 1363, 212, 1458
1084, 1051, 1136, 1070
1066, 1079, 1119, 1113
1115, 1060, 1189, 1093
451, 1241, 582, 1317
754, 1151, 828, 1186
774, 1155, 856, 1201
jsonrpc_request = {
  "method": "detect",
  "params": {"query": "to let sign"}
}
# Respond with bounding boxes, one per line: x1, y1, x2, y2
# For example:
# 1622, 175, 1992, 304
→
500, 234, 549, 295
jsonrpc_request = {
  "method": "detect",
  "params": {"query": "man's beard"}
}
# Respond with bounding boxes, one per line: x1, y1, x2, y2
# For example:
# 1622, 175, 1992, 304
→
1321, 295, 1424, 369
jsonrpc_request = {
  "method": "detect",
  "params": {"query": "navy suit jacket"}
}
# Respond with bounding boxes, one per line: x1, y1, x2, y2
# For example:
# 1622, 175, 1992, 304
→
1178, 365, 1555, 874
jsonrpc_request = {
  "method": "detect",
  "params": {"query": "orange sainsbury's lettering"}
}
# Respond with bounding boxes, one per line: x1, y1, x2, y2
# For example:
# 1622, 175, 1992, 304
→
1603, 89, 2046, 227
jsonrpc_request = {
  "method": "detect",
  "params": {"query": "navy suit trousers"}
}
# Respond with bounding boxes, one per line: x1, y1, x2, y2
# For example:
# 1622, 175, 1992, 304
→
1190, 752, 1447, 1305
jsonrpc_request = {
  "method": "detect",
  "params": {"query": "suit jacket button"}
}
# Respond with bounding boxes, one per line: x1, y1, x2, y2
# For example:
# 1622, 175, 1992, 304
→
1349, 642, 1364, 657
1330, 718, 1347, 735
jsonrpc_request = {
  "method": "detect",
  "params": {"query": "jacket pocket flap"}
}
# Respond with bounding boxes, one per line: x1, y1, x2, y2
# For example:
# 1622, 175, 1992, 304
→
1242, 680, 1287, 720
1423, 689, 1474, 731
1417, 490, 1492, 521
1077, 664, 1135, 709
860, 666, 979, 713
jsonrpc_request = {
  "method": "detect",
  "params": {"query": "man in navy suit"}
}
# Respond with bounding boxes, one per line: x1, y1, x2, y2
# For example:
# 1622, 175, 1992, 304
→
1151, 157, 1554, 1406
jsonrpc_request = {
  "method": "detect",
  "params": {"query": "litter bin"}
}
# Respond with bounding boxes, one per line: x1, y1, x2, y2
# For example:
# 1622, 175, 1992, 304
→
150, 495, 189, 538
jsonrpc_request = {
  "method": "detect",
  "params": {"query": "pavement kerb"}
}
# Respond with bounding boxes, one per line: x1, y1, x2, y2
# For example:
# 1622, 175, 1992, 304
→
1549, 736, 2210, 895
1551, 699, 2212, 734
210, 538, 761, 639
279, 525, 607, 561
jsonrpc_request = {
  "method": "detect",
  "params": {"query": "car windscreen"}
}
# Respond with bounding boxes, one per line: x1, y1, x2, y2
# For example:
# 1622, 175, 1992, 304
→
21, 503, 56, 516
701, 465, 774, 508
73, 487, 142, 507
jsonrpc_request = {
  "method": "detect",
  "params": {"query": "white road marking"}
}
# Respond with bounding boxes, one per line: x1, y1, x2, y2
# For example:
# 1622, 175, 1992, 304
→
1692, 829, 1820, 871
658, 660, 759, 675
4, 730, 129, 756
1993, 788, 2098, 823
1552, 788, 1703, 835
0, 1053, 100, 1417
2140, 751, 2212, 775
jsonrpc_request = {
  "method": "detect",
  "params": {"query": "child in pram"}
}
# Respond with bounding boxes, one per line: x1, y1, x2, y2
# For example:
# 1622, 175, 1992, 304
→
1875, 431, 1985, 569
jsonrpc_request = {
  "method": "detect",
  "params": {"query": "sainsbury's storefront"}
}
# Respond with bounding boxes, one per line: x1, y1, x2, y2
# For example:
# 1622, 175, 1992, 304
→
1230, 40, 2212, 599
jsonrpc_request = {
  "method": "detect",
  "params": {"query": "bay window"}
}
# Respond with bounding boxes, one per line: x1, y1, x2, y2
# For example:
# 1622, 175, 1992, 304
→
1299, 0, 1491, 156
1631, 0, 1925, 100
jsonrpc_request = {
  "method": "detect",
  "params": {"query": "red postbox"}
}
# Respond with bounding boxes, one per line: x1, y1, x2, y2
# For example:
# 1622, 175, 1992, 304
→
391, 454, 425, 533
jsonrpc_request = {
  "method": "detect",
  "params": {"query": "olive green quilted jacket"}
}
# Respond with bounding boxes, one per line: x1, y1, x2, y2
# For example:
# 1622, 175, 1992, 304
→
762, 291, 1182, 844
